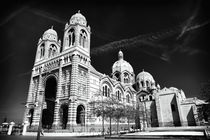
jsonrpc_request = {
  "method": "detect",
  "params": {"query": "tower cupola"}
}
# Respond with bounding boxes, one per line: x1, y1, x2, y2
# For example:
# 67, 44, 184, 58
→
69, 10, 87, 26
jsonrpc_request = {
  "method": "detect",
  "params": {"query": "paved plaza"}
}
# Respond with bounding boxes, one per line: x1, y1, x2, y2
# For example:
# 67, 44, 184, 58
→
0, 135, 204, 140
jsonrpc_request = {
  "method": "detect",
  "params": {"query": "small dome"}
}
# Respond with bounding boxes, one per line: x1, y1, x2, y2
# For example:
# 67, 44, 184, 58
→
70, 10, 87, 26
137, 70, 155, 83
44, 28, 57, 36
42, 26, 58, 41
112, 51, 134, 74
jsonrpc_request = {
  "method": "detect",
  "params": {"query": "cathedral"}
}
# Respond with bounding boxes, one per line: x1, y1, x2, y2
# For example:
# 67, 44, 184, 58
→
23, 11, 204, 132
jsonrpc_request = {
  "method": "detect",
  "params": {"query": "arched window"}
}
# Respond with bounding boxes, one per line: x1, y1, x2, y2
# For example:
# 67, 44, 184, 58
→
123, 73, 130, 83
52, 49, 56, 56
79, 30, 87, 48
76, 105, 85, 126
79, 33, 83, 46
40, 43, 45, 59
48, 48, 52, 58
126, 94, 130, 103
141, 81, 144, 87
116, 90, 121, 101
69, 28, 75, 46
146, 81, 149, 87
83, 36, 86, 47
102, 85, 110, 97
40, 48, 43, 59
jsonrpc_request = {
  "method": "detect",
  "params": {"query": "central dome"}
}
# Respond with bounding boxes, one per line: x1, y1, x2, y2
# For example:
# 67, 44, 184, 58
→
112, 50, 134, 74
70, 10, 87, 26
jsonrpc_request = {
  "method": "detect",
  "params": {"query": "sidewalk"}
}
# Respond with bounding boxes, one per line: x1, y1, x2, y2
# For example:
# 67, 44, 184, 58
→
105, 131, 206, 139
24, 132, 102, 137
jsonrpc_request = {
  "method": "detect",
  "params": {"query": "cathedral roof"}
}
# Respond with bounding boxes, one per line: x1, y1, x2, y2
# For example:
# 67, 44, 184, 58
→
136, 70, 155, 83
70, 10, 87, 26
112, 50, 134, 74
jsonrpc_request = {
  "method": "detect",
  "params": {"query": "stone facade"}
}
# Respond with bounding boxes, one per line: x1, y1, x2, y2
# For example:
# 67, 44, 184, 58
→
23, 11, 203, 132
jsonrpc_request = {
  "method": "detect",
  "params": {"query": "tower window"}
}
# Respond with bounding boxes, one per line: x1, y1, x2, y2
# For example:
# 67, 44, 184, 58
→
146, 81, 149, 87
141, 81, 144, 87
40, 43, 45, 59
79, 29, 87, 48
124, 73, 129, 83
69, 28, 75, 46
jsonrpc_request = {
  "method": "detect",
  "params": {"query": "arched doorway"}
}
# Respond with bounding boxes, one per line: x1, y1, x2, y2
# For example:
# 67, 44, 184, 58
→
60, 103, 68, 129
28, 108, 34, 127
76, 105, 85, 126
42, 76, 57, 129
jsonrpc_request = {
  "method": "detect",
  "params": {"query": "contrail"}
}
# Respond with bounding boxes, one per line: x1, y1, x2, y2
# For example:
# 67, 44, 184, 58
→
0, 6, 29, 26
186, 20, 210, 32
177, 0, 202, 39
90, 25, 181, 62
28, 8, 66, 24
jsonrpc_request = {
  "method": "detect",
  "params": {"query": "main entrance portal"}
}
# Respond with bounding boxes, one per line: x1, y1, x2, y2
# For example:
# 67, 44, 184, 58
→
42, 76, 57, 129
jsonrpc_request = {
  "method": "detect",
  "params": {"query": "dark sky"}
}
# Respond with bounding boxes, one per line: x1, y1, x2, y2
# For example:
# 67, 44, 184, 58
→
0, 0, 210, 123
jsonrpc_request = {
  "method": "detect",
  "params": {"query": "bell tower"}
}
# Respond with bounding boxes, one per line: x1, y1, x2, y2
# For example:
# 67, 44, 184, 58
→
62, 10, 91, 58
62, 11, 91, 130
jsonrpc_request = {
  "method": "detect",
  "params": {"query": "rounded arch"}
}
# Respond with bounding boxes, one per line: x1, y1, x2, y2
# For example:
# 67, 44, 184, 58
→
28, 108, 34, 126
39, 43, 45, 59
42, 76, 57, 129
76, 104, 85, 126
43, 74, 58, 87
68, 28, 75, 46
123, 72, 130, 83
115, 86, 124, 101
101, 80, 113, 97
79, 29, 88, 48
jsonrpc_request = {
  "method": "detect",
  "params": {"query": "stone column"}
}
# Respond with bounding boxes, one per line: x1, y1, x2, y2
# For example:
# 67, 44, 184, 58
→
67, 53, 79, 131
23, 70, 34, 123
32, 70, 43, 127
53, 57, 63, 129
85, 60, 91, 132
65, 70, 70, 98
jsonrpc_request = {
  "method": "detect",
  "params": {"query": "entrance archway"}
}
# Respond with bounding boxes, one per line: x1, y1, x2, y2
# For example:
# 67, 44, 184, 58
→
42, 76, 57, 129
76, 105, 85, 126
28, 108, 34, 126
60, 103, 68, 129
